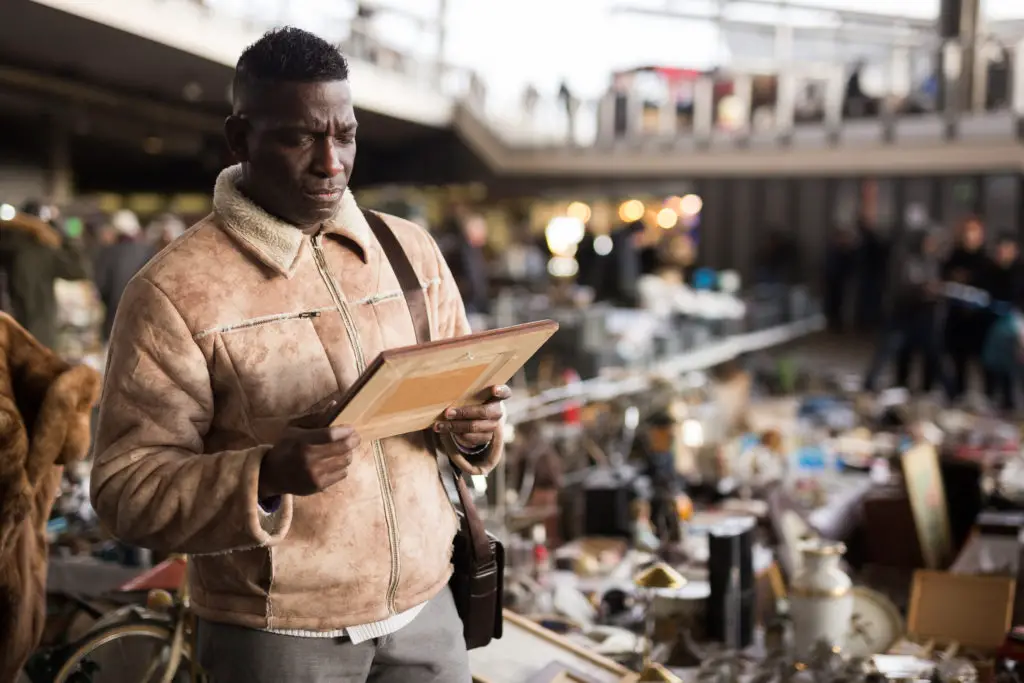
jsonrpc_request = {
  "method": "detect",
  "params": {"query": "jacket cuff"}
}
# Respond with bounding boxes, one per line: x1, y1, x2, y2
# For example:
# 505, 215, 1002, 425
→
247, 446, 293, 545
442, 425, 504, 476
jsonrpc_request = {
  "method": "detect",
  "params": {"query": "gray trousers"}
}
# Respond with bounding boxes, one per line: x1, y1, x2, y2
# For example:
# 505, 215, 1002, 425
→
196, 586, 470, 683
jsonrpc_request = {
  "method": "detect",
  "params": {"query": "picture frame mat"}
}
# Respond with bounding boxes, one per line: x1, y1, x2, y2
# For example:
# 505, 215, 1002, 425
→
330, 321, 558, 440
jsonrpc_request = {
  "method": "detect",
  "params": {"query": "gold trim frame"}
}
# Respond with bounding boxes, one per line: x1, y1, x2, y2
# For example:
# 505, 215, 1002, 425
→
900, 443, 952, 570
471, 610, 638, 683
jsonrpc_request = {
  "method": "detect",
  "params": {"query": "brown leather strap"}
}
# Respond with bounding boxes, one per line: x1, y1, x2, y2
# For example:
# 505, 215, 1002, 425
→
362, 209, 492, 563
362, 209, 430, 345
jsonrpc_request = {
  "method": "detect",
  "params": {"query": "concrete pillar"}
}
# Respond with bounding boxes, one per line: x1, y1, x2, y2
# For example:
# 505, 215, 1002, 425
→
889, 45, 912, 99
694, 76, 714, 141
733, 74, 753, 135
775, 71, 797, 135
824, 64, 846, 130
48, 115, 72, 206
1014, 40, 1024, 119
937, 0, 981, 116
626, 90, 645, 140
659, 82, 677, 136
436, 0, 447, 70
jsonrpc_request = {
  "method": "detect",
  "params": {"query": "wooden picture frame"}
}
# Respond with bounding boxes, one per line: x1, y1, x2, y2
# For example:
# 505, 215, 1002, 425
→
330, 320, 558, 441
900, 443, 953, 570
470, 610, 637, 683
907, 570, 1016, 652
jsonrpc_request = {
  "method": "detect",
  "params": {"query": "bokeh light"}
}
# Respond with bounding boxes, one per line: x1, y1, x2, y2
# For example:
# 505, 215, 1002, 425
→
593, 234, 614, 256
567, 201, 592, 223
656, 207, 678, 229
618, 199, 644, 223
545, 216, 586, 256
680, 194, 703, 216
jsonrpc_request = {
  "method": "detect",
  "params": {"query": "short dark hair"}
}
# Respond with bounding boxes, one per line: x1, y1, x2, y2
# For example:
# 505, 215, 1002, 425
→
996, 230, 1017, 245
233, 27, 349, 103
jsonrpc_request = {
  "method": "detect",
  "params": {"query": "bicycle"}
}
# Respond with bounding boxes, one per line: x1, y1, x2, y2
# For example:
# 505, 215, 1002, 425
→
27, 555, 206, 683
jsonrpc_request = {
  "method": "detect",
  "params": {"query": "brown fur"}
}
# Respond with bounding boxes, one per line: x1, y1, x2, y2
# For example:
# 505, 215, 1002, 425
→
0, 313, 101, 682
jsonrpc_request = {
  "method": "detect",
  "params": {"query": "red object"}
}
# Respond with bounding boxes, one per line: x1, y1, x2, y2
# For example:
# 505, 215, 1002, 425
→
561, 368, 582, 425
117, 557, 187, 592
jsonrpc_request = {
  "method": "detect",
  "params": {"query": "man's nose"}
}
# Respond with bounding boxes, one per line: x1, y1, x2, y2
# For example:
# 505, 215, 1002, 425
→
312, 138, 345, 178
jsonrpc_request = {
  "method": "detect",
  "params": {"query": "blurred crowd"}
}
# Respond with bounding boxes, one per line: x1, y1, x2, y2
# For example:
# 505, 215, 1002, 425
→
0, 199, 186, 353
829, 214, 1024, 411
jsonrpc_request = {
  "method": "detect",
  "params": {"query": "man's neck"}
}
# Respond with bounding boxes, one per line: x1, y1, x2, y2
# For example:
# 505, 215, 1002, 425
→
236, 175, 318, 235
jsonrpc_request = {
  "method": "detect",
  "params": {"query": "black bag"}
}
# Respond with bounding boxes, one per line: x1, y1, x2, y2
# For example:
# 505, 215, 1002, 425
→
363, 209, 504, 649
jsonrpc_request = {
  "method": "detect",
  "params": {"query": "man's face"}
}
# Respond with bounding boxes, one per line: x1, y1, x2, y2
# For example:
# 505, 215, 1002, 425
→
997, 241, 1018, 266
226, 80, 357, 228
962, 220, 984, 251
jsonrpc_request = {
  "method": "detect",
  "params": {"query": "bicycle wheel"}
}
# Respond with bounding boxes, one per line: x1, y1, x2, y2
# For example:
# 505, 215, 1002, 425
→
51, 621, 200, 683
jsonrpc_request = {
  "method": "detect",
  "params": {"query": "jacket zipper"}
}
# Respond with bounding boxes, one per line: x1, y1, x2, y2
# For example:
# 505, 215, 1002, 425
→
310, 231, 402, 616
194, 310, 325, 340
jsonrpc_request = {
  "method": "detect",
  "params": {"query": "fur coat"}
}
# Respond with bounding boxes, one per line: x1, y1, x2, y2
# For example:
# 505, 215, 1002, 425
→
0, 312, 100, 682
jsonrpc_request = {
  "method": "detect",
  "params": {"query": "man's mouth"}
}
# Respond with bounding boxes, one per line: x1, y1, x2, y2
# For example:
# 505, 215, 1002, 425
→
304, 188, 342, 202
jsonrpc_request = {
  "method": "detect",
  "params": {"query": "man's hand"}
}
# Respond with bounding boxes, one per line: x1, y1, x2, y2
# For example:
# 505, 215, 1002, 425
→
434, 385, 511, 449
258, 424, 361, 499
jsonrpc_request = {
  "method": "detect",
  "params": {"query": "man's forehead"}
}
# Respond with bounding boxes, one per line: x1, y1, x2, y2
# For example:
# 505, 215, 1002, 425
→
241, 80, 355, 120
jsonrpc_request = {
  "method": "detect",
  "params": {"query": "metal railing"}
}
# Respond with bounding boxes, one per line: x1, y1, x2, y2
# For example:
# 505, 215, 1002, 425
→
200, 1, 1024, 149
468, 36, 1024, 149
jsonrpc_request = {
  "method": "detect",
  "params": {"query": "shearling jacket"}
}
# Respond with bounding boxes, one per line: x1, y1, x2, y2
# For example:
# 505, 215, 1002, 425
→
90, 165, 503, 632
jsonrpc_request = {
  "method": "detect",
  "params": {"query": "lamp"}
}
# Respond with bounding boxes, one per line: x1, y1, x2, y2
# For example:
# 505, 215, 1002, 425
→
633, 562, 687, 681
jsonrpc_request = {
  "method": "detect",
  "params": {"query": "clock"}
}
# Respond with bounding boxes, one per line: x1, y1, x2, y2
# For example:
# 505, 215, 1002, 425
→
844, 587, 904, 657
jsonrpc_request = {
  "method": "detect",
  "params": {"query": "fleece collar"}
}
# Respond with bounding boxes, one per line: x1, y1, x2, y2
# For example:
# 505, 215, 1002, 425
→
212, 164, 371, 277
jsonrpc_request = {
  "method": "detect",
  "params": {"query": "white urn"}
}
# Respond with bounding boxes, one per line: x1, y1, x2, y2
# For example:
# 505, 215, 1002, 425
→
789, 539, 854, 658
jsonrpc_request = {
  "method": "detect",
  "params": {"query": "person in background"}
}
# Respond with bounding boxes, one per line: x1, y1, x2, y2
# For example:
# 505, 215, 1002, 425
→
942, 216, 991, 400
0, 200, 89, 349
146, 213, 188, 254
557, 79, 577, 143
863, 229, 952, 396
521, 84, 539, 121
824, 227, 856, 333
93, 209, 155, 342
983, 231, 1022, 305
981, 231, 1023, 410
437, 202, 490, 316
754, 228, 800, 286
854, 214, 890, 331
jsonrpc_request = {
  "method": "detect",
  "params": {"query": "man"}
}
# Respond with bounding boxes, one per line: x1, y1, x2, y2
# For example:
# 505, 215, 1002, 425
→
942, 216, 990, 399
862, 229, 952, 397
981, 231, 1023, 410
0, 201, 89, 348
90, 27, 507, 683
93, 209, 153, 341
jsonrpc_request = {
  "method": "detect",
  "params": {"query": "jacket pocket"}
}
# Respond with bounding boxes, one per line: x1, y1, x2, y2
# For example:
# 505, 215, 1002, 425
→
213, 311, 339, 419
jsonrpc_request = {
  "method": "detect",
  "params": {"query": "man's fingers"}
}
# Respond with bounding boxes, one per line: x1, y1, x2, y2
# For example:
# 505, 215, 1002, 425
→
308, 431, 361, 455
442, 404, 504, 421
490, 385, 512, 400
440, 419, 501, 435
450, 432, 494, 447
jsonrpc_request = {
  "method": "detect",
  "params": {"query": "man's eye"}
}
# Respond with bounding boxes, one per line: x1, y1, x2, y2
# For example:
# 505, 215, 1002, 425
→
337, 133, 355, 144
280, 132, 313, 146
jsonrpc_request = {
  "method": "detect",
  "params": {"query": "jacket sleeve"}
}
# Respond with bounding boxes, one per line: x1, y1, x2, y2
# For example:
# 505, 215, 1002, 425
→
427, 233, 505, 476
90, 276, 292, 554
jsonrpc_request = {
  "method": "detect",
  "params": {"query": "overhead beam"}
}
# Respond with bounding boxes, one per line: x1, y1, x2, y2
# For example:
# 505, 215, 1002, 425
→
716, 0, 935, 31
0, 64, 224, 134
611, 5, 931, 47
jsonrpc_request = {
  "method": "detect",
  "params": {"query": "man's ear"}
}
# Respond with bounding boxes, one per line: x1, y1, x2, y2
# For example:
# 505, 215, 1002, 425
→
224, 115, 250, 162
